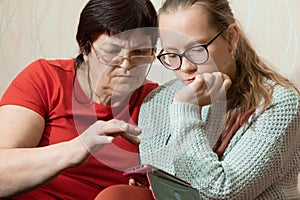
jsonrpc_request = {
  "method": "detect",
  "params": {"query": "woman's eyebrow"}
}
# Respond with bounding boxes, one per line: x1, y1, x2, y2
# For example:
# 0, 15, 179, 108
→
102, 41, 152, 50
101, 42, 122, 49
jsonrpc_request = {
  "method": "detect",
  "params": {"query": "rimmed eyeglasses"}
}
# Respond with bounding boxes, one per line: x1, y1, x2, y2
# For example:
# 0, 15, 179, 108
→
157, 30, 224, 70
90, 44, 155, 66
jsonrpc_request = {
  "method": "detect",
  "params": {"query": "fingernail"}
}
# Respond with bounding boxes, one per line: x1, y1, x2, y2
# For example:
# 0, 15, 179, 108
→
135, 138, 140, 144
134, 127, 142, 133
106, 136, 114, 142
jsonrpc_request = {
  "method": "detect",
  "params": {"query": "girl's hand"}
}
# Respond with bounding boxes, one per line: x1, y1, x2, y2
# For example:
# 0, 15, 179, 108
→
174, 72, 232, 106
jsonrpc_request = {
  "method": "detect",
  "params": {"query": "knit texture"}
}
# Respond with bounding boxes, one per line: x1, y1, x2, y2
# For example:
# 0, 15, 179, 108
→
139, 79, 300, 199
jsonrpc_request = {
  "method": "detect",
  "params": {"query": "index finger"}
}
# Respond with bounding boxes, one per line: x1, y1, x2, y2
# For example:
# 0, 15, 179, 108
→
120, 133, 140, 145
101, 120, 141, 145
118, 121, 141, 145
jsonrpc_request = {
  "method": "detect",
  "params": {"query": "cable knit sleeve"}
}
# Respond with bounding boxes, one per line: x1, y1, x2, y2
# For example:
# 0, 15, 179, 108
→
139, 79, 300, 200
168, 85, 300, 199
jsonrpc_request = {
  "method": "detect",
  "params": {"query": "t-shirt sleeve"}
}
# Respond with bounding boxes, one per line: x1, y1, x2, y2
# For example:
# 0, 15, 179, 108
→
0, 59, 54, 118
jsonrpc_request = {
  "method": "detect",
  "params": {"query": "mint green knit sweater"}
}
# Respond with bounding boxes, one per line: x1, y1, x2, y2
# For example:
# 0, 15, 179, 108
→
138, 79, 300, 199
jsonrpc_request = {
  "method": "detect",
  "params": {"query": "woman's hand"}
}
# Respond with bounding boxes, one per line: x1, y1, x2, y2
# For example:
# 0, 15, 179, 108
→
129, 178, 149, 188
70, 119, 142, 166
174, 72, 232, 106
129, 178, 137, 186
80, 119, 141, 153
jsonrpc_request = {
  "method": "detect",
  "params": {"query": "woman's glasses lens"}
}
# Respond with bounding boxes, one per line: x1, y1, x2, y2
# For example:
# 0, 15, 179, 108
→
95, 47, 154, 66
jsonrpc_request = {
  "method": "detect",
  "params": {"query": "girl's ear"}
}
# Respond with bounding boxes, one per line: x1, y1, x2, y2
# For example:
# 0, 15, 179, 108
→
226, 23, 239, 53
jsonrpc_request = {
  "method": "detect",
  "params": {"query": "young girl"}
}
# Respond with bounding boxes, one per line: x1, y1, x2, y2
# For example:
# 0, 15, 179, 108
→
137, 0, 300, 199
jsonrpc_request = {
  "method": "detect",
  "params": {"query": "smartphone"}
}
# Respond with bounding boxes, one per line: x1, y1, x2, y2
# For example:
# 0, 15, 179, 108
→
123, 164, 157, 174
122, 164, 155, 186
123, 164, 191, 187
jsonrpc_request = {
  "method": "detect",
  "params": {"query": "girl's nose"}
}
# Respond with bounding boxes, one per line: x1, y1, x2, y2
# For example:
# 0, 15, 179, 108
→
180, 57, 198, 73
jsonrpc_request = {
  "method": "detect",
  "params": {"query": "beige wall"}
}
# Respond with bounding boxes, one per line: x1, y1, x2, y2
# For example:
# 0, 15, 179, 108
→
0, 0, 299, 190
1, 0, 299, 97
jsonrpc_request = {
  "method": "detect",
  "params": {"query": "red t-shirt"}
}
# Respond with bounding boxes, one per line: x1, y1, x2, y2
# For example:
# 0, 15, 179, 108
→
0, 59, 158, 200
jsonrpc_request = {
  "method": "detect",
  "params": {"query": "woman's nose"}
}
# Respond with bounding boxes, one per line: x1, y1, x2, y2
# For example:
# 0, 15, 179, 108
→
119, 55, 133, 70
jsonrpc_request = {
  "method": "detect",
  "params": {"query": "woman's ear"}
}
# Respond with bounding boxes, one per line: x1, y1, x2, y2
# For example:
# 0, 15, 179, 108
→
83, 53, 89, 62
226, 23, 239, 53
83, 42, 91, 62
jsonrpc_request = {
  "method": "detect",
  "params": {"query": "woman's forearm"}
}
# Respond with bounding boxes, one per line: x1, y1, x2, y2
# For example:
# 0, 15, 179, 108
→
0, 138, 88, 198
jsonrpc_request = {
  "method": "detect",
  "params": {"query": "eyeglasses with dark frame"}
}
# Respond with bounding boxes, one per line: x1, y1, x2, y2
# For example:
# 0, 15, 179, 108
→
157, 30, 224, 70
90, 43, 155, 66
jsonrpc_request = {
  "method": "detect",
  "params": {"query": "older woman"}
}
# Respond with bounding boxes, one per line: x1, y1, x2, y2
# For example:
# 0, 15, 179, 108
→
0, 0, 157, 199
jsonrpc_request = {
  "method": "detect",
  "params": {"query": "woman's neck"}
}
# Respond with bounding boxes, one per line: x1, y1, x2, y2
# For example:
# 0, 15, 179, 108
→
76, 62, 131, 106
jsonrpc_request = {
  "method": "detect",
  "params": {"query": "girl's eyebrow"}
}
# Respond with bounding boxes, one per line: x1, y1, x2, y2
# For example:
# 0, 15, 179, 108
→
186, 37, 209, 47
162, 46, 180, 52
162, 37, 207, 53
166, 33, 210, 46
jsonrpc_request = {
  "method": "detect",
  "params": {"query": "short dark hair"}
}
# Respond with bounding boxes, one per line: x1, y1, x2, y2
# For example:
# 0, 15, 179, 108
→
75, 0, 158, 66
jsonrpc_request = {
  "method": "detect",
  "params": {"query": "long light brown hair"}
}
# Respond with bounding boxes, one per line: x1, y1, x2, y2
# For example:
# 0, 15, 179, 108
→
159, 0, 297, 158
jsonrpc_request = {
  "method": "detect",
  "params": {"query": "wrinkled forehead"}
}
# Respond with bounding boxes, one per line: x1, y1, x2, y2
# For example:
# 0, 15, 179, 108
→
100, 28, 157, 49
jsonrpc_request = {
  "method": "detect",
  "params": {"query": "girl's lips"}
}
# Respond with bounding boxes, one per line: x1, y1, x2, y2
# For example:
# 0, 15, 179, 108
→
186, 77, 195, 84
